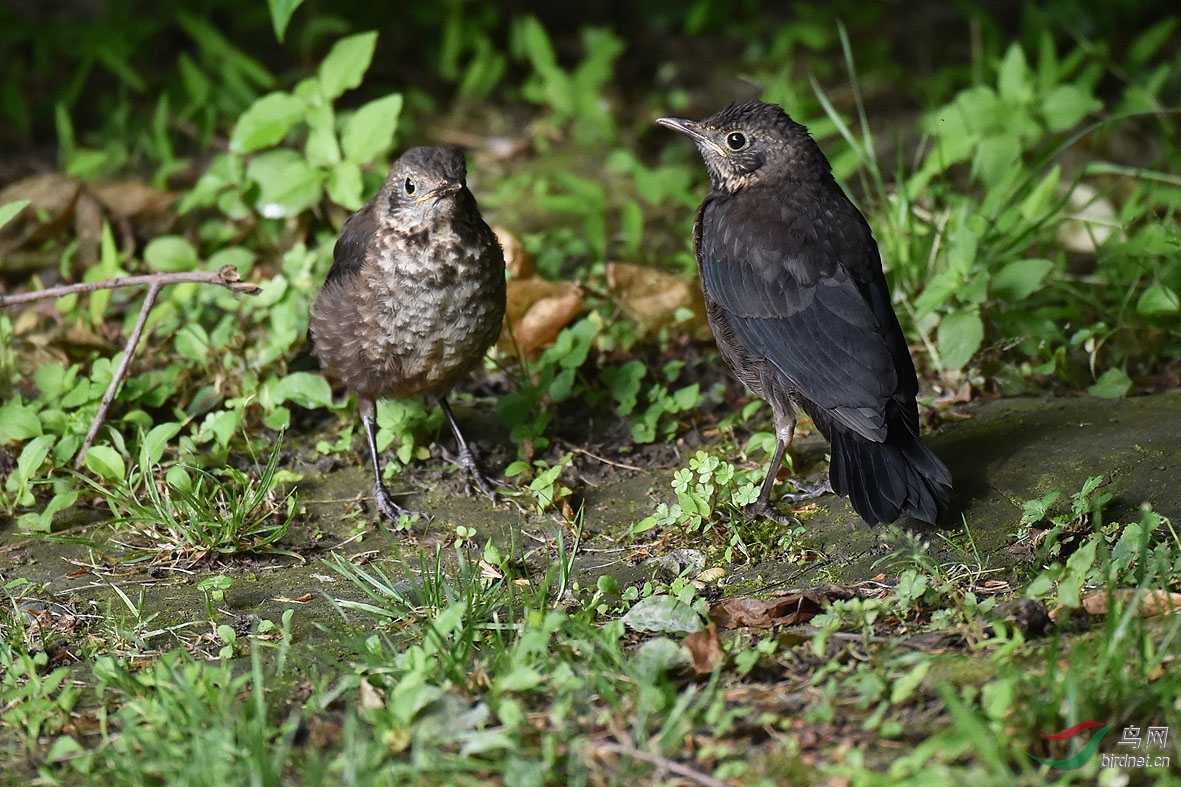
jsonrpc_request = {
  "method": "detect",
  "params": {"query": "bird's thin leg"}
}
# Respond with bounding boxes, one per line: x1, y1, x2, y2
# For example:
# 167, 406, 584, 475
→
747, 417, 799, 526
359, 399, 421, 524
438, 396, 498, 501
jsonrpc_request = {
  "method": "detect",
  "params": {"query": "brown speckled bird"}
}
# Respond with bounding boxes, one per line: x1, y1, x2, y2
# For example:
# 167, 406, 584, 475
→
658, 101, 951, 526
310, 146, 506, 521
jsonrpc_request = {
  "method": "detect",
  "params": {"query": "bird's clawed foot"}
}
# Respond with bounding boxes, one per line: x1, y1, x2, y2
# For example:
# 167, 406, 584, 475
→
442, 443, 499, 503
373, 481, 425, 530
781, 476, 833, 503
745, 499, 802, 527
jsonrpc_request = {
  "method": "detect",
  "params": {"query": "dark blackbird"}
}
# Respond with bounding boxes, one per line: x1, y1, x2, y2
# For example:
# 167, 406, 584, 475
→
658, 101, 951, 526
310, 146, 506, 521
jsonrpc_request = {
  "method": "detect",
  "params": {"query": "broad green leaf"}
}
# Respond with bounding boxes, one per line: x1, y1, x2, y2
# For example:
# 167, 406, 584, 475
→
263, 372, 334, 409
144, 235, 200, 272
327, 161, 364, 210
18, 488, 79, 533
267, 0, 304, 43
974, 133, 1021, 188
493, 666, 543, 693
304, 103, 340, 167
143, 422, 183, 465
937, 308, 984, 371
173, 326, 211, 366
341, 94, 403, 165
621, 594, 702, 635
0, 400, 43, 443
890, 660, 931, 704
0, 199, 30, 230
991, 259, 1054, 301
319, 31, 378, 102
229, 92, 305, 154
1042, 84, 1102, 133
1136, 284, 1180, 316
15, 434, 55, 483
1057, 537, 1097, 607
996, 44, 1032, 106
1089, 367, 1132, 399
246, 150, 325, 218
84, 445, 125, 482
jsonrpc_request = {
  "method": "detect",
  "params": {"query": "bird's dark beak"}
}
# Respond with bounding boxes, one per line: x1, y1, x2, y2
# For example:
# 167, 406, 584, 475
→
417, 178, 463, 204
656, 116, 727, 158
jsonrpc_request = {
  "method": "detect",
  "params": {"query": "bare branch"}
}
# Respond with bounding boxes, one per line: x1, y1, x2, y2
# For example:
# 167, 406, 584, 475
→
0, 266, 260, 308
74, 281, 163, 468
0, 266, 261, 470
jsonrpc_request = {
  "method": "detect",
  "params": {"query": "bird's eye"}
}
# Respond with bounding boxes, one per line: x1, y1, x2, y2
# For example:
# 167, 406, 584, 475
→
725, 132, 747, 151
404, 178, 416, 196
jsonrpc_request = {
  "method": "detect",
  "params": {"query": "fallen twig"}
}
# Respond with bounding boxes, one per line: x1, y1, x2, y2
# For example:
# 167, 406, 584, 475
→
0, 266, 260, 468
590, 741, 731, 787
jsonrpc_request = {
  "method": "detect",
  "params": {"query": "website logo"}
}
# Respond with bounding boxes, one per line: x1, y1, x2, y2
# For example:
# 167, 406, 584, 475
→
1029, 722, 1115, 769
1030, 722, 1172, 771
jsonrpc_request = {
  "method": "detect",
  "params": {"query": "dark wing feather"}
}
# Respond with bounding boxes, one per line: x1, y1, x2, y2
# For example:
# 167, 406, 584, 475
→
326, 200, 378, 284
698, 185, 912, 443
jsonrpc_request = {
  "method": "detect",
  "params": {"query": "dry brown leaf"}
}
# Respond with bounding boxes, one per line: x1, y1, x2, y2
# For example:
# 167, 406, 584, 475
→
499, 277, 583, 354
1079, 588, 1181, 617
709, 591, 828, 629
91, 179, 178, 219
0, 172, 81, 216
358, 679, 385, 710
606, 262, 710, 337
493, 225, 533, 279
683, 624, 724, 675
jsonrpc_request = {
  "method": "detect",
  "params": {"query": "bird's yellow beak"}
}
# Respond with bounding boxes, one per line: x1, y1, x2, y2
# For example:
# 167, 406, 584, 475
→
416, 179, 463, 204
656, 117, 727, 158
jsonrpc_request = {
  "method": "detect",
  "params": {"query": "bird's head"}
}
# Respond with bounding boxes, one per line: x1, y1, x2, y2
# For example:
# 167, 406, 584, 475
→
381, 145, 468, 220
657, 100, 828, 194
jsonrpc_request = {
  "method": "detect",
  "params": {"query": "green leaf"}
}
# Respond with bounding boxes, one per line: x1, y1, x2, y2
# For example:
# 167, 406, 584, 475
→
267, 0, 304, 43
340, 94, 403, 164
262, 372, 334, 409
1088, 367, 1132, 399
1041, 84, 1102, 133
991, 259, 1054, 301
246, 150, 325, 218
890, 660, 930, 704
0, 199, 30, 230
621, 594, 702, 635
974, 133, 1022, 188
144, 236, 200, 272
493, 666, 543, 693
327, 161, 364, 210
0, 400, 43, 443
319, 31, 378, 102
1136, 284, 1180, 316
14, 434, 55, 484
936, 308, 984, 371
229, 92, 305, 154
1057, 537, 1097, 608
1019, 165, 1060, 219
304, 103, 340, 167
84, 445, 125, 482
996, 44, 1032, 106
143, 423, 183, 465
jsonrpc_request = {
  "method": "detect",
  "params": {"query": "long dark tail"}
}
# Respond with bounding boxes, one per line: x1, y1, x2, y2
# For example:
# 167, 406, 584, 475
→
826, 424, 952, 526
